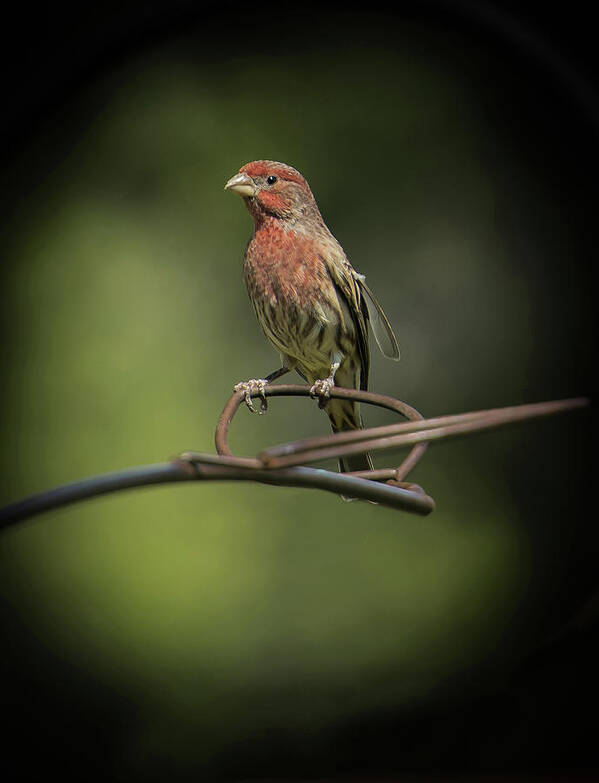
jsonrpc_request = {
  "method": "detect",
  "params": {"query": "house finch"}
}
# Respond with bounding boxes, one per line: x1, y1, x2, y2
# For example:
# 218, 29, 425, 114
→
225, 160, 399, 478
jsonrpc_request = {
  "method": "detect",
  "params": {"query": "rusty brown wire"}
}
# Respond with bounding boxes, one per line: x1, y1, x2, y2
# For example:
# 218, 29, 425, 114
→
0, 386, 589, 529
214, 384, 429, 483
206, 385, 587, 506
257, 396, 589, 470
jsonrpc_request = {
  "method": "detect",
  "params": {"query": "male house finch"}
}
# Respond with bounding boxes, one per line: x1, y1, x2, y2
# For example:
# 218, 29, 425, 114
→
225, 160, 399, 476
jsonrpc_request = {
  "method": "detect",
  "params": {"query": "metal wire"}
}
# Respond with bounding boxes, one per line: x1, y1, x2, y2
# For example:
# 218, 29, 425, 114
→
0, 386, 589, 529
215, 384, 429, 482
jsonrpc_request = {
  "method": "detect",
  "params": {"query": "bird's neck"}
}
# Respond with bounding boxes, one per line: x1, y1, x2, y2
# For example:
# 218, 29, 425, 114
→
250, 210, 298, 236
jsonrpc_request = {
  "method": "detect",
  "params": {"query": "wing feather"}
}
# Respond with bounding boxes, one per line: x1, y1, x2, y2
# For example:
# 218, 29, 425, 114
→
321, 254, 370, 390
355, 275, 400, 361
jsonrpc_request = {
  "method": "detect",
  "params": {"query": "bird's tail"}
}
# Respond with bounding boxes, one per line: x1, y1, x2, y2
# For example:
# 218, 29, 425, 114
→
326, 398, 373, 477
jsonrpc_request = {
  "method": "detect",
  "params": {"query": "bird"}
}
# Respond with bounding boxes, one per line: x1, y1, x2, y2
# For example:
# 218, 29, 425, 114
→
224, 160, 399, 480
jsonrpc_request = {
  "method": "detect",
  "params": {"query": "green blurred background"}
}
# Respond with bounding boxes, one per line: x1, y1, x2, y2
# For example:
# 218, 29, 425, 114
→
0, 3, 595, 779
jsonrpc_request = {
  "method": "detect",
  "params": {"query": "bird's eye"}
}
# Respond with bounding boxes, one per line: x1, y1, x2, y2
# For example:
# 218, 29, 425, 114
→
266, 175, 277, 185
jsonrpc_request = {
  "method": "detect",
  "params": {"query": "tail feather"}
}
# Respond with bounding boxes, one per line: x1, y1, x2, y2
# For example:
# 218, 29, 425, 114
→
338, 451, 374, 475
326, 399, 373, 499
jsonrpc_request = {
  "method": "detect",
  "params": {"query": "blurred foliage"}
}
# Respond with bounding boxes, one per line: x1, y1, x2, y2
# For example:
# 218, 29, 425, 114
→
0, 11, 593, 778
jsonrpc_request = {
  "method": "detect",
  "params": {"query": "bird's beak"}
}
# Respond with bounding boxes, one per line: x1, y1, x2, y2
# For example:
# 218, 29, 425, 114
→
224, 172, 257, 198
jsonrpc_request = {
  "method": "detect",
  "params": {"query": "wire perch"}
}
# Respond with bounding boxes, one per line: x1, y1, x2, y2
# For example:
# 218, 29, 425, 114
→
0, 387, 588, 530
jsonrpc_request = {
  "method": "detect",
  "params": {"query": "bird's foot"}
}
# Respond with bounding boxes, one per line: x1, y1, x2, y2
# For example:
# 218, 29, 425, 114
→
234, 379, 269, 414
310, 377, 334, 409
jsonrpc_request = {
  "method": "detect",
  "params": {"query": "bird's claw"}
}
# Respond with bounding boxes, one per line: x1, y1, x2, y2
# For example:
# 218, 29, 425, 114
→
234, 379, 269, 414
310, 377, 334, 409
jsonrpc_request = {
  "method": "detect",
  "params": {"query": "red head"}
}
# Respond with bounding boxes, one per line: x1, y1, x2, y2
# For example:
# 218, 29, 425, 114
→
224, 160, 322, 226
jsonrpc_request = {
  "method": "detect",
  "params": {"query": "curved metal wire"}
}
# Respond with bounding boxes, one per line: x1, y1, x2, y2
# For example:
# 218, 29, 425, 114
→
0, 387, 588, 529
215, 384, 429, 484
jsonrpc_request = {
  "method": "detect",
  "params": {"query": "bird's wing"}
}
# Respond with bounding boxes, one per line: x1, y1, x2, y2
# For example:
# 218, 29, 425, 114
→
352, 271, 400, 361
322, 254, 371, 390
